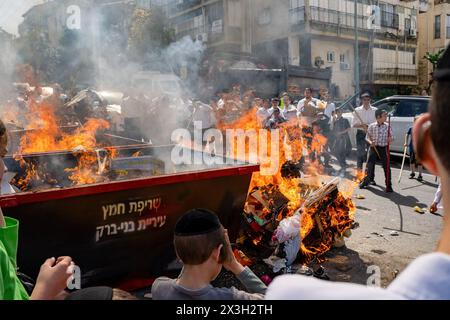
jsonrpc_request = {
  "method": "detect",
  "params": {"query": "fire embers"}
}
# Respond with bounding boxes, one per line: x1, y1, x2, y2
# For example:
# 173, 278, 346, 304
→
6, 97, 121, 191
245, 185, 290, 226
280, 159, 305, 179
241, 185, 290, 258
11, 156, 60, 191
299, 182, 355, 265
241, 177, 355, 273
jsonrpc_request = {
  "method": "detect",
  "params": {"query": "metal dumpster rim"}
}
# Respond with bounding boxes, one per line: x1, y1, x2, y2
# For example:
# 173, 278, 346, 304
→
0, 164, 260, 208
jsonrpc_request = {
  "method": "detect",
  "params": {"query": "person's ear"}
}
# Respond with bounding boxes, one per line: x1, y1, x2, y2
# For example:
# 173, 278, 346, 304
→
211, 244, 223, 263
413, 113, 439, 175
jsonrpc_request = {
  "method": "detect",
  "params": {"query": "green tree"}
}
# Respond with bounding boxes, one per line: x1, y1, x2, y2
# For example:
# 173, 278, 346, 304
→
424, 49, 445, 71
424, 49, 445, 90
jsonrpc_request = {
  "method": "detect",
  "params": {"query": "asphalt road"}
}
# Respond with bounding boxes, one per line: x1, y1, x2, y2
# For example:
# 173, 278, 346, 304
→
323, 155, 443, 287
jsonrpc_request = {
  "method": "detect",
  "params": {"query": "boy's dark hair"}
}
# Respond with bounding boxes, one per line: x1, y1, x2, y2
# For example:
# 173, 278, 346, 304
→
431, 45, 450, 173
174, 209, 228, 265
375, 109, 387, 119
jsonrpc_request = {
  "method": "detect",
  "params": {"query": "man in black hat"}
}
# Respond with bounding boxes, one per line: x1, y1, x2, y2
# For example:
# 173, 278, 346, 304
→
151, 209, 266, 300
353, 92, 377, 173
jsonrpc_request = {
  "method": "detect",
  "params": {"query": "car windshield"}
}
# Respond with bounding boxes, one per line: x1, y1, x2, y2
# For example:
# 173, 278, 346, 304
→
373, 100, 399, 114
394, 100, 429, 117
373, 99, 429, 117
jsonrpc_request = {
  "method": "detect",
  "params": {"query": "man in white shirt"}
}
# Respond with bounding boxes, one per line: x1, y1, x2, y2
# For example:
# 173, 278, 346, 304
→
266, 97, 280, 118
266, 45, 450, 300
323, 93, 336, 124
297, 88, 320, 127
256, 98, 274, 127
282, 95, 298, 122
353, 92, 377, 171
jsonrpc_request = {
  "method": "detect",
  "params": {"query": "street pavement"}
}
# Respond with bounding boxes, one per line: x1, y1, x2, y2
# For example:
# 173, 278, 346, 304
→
323, 155, 443, 287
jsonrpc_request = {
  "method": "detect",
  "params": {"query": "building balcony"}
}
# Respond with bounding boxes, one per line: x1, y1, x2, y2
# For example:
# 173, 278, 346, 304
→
169, 0, 202, 14
308, 6, 400, 31
290, 5, 404, 38
361, 68, 418, 84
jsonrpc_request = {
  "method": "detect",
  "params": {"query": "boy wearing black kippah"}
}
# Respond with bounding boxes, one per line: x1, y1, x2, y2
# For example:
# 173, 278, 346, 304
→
151, 209, 267, 300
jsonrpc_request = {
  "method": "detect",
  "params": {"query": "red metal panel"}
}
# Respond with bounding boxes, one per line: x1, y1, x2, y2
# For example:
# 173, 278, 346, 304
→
0, 164, 259, 208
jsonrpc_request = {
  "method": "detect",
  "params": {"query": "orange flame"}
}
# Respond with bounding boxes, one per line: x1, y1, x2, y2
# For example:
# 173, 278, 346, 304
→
15, 99, 114, 187
217, 99, 355, 262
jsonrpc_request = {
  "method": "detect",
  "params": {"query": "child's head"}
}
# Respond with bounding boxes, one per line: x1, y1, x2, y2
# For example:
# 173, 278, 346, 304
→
273, 107, 282, 119
174, 209, 228, 278
336, 108, 343, 118
375, 109, 388, 122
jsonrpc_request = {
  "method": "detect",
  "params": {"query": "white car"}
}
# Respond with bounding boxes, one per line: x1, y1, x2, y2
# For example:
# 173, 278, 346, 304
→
342, 96, 430, 154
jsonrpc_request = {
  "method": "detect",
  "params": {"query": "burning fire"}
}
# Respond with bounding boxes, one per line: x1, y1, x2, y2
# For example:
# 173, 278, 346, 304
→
12, 99, 115, 189
220, 105, 355, 265
19, 100, 110, 153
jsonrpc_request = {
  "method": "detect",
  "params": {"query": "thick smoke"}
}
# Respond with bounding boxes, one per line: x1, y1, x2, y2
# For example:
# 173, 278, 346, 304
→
162, 36, 206, 95
0, 33, 17, 102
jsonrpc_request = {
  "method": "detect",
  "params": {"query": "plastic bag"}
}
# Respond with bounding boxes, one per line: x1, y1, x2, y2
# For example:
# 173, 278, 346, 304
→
274, 212, 301, 243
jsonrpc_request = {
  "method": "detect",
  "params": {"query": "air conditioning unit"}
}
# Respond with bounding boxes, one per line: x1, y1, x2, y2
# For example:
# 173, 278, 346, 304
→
196, 33, 208, 43
408, 28, 417, 38
340, 62, 351, 70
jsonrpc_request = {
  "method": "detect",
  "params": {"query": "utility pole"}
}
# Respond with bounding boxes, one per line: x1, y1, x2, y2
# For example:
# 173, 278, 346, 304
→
354, 0, 360, 98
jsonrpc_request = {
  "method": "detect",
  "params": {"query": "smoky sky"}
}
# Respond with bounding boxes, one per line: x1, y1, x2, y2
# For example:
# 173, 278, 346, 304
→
0, 0, 45, 35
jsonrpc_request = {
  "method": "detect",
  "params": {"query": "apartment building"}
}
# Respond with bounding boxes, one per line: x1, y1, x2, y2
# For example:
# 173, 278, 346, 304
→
418, 0, 450, 88
167, 0, 253, 54
136, 0, 170, 15
18, 0, 135, 47
167, 0, 421, 99
253, 0, 421, 99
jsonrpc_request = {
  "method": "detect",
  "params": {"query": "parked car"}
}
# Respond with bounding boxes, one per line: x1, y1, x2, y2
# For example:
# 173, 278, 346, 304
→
342, 96, 430, 154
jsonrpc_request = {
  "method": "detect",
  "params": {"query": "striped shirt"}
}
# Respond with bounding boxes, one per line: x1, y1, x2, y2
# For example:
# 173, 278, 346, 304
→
366, 122, 393, 147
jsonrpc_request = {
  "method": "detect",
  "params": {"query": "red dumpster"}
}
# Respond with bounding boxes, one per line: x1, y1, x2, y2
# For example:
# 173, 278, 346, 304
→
0, 145, 259, 287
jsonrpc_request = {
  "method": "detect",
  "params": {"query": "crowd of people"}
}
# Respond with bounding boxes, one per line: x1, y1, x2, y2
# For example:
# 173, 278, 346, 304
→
203, 85, 368, 180
1, 45, 450, 301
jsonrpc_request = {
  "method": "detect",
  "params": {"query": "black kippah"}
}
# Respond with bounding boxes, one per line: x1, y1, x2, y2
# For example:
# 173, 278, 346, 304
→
174, 209, 221, 236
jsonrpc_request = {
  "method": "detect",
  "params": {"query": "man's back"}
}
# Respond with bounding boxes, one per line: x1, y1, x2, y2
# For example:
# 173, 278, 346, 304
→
152, 274, 265, 300
266, 253, 450, 300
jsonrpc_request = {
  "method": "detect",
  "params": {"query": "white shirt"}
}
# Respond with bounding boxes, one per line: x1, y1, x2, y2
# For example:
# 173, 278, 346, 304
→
283, 104, 298, 121
267, 107, 278, 116
217, 98, 225, 109
324, 102, 336, 119
256, 107, 272, 125
266, 253, 450, 300
352, 105, 377, 128
297, 97, 320, 113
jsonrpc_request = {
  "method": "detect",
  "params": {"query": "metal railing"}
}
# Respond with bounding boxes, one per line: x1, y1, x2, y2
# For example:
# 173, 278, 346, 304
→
381, 11, 399, 29
292, 6, 401, 31
309, 6, 370, 30
361, 68, 418, 83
